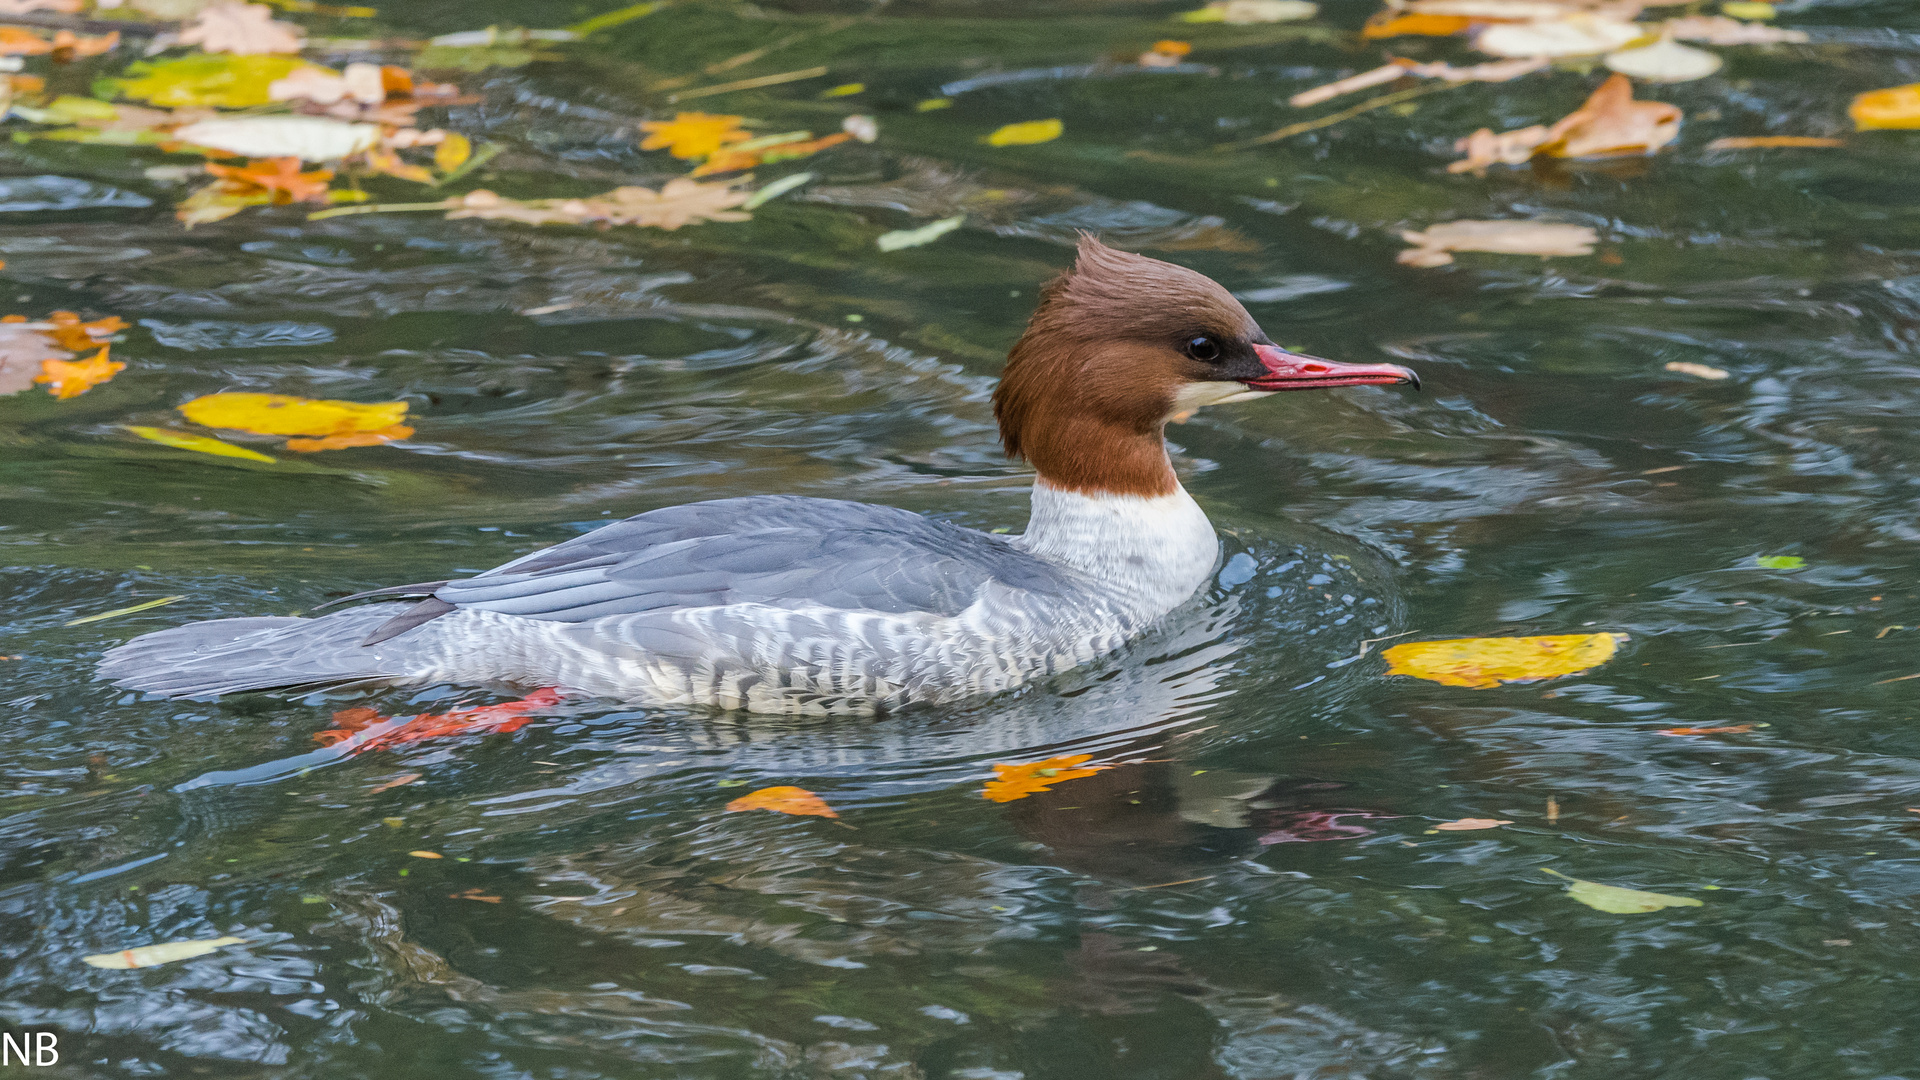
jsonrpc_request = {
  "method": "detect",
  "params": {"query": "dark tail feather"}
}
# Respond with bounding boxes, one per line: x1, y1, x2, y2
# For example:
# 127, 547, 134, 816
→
96, 604, 430, 700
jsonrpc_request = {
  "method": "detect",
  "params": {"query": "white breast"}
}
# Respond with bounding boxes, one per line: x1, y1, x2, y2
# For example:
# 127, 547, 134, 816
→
1011, 483, 1222, 623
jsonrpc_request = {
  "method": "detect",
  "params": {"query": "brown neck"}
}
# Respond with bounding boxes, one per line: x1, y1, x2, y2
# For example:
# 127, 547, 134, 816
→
1021, 414, 1179, 498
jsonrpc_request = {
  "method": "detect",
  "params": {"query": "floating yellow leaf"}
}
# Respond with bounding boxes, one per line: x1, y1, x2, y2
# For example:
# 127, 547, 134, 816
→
1541, 868, 1703, 913
638, 111, 750, 159
35, 347, 124, 399
408, 850, 443, 859
83, 936, 248, 969
1363, 12, 1472, 38
982, 754, 1109, 803
127, 425, 277, 463
821, 82, 865, 97
434, 131, 472, 172
1721, 1, 1775, 17
179, 392, 408, 438
725, 785, 838, 818
1852, 84, 1920, 131
986, 119, 1062, 147
111, 53, 316, 109
1383, 633, 1626, 689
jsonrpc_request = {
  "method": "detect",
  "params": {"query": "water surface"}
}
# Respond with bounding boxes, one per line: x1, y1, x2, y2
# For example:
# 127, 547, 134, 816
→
6, 1, 1920, 1076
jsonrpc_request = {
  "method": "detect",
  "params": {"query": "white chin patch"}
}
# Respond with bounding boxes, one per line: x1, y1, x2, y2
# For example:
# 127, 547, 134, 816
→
1172, 381, 1275, 412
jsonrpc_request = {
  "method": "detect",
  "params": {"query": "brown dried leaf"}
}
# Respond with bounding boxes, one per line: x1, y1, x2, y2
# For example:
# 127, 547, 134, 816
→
585, 179, 753, 229
1538, 73, 1681, 159
1448, 125, 1552, 174
181, 1, 304, 56
1435, 817, 1513, 830
1663, 14, 1808, 45
1706, 135, 1844, 150
1398, 220, 1599, 267
444, 189, 584, 226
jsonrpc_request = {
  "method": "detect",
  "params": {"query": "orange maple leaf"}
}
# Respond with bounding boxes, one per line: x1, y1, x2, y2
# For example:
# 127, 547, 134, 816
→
284, 423, 413, 452
50, 28, 118, 58
638, 111, 751, 159
982, 754, 1109, 803
313, 688, 562, 753
0, 26, 51, 54
44, 310, 127, 352
34, 346, 124, 399
725, 785, 839, 818
365, 149, 435, 185
1362, 12, 1473, 38
206, 157, 334, 203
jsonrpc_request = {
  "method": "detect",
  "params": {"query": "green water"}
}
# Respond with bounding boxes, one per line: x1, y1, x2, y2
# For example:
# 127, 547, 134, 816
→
8, 1, 1920, 1076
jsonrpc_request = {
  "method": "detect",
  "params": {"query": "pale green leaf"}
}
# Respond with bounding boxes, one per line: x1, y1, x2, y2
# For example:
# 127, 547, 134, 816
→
1542, 868, 1703, 913
83, 936, 247, 969
65, 595, 186, 627
877, 214, 965, 252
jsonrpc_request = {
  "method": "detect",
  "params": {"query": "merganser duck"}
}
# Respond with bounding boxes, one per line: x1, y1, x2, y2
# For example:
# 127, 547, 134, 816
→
98, 236, 1416, 715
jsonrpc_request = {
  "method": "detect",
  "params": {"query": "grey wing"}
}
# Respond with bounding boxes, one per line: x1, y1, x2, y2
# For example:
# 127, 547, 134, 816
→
359, 496, 1073, 644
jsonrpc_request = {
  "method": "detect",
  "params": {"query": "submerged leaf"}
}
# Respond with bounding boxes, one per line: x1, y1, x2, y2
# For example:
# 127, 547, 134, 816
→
725, 785, 839, 818
314, 688, 563, 753
1383, 632, 1625, 688
84, 936, 248, 969
127, 425, 277, 463
982, 754, 1110, 802
877, 214, 965, 252
181, 1, 304, 55
1658, 724, 1755, 735
180, 392, 407, 438
986, 119, 1063, 146
63, 594, 186, 627
1434, 817, 1513, 830
1705, 135, 1843, 150
1753, 555, 1805, 570
1398, 220, 1598, 267
284, 423, 412, 451
1541, 867, 1703, 913
1663, 360, 1730, 379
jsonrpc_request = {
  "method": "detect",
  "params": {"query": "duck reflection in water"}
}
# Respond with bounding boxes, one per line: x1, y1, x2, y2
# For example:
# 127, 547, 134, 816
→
1002, 758, 1400, 884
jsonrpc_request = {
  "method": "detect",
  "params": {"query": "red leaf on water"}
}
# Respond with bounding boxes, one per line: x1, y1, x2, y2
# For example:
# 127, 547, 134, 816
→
313, 688, 562, 753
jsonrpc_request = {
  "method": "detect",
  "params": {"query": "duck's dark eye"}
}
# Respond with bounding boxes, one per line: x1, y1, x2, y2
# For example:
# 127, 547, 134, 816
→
1185, 336, 1221, 362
